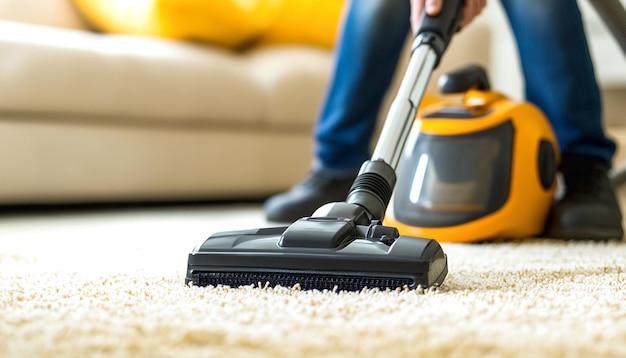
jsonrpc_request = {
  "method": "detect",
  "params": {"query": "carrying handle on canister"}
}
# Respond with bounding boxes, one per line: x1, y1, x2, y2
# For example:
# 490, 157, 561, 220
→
414, 0, 464, 68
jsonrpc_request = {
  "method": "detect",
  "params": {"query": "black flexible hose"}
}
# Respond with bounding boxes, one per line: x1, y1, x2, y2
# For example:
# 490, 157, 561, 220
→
588, 0, 626, 57
587, 0, 626, 186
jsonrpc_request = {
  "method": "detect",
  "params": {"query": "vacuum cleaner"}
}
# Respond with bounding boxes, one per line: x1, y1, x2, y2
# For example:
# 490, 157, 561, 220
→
384, 64, 560, 243
383, 0, 626, 241
185, 0, 465, 291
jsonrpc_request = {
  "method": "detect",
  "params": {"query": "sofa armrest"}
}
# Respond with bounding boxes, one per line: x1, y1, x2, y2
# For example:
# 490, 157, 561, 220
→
0, 0, 87, 29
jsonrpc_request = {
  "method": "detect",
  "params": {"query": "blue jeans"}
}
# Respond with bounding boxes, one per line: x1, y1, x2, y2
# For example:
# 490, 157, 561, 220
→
314, 0, 616, 172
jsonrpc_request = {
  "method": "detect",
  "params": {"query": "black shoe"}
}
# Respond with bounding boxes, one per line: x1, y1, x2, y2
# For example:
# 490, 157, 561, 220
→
264, 169, 357, 223
546, 154, 624, 240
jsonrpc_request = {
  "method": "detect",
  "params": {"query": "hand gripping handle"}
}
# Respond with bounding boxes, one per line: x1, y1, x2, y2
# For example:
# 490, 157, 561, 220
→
414, 0, 464, 67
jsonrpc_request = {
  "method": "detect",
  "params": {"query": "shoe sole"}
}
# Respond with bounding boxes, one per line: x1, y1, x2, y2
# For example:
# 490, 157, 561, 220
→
545, 226, 624, 241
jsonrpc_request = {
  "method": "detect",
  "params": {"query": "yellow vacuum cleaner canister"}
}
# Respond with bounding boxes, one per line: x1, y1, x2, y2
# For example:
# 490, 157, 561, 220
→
384, 65, 560, 243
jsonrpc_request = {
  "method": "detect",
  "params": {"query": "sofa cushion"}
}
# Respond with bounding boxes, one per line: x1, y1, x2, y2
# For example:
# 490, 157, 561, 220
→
0, 20, 332, 128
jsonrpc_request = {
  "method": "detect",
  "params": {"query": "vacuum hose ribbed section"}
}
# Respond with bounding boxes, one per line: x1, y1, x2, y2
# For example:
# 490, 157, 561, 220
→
346, 160, 396, 221
588, 0, 626, 55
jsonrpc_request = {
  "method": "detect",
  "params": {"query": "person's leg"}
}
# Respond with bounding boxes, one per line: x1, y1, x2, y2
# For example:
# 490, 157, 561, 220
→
500, 0, 614, 162
500, 0, 623, 239
265, 0, 410, 222
314, 0, 411, 172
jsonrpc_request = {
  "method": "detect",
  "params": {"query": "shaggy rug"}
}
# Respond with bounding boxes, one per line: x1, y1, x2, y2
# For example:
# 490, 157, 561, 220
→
1, 204, 625, 357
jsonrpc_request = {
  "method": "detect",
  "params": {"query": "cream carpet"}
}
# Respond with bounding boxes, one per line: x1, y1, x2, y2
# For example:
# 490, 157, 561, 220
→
1, 203, 626, 358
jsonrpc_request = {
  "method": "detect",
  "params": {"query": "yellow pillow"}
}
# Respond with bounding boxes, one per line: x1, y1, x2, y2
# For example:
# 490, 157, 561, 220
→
155, 0, 284, 48
258, 0, 344, 49
72, 0, 344, 50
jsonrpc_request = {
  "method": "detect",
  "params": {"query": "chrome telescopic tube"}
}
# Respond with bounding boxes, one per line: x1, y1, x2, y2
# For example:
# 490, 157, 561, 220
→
371, 36, 438, 170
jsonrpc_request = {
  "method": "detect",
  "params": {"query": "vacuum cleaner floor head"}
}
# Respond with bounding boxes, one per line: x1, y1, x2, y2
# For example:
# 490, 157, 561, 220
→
186, 218, 448, 291
185, 0, 461, 293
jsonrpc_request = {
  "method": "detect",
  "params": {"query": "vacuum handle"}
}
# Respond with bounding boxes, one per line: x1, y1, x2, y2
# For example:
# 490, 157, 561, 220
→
351, 0, 463, 222
371, 0, 463, 169
414, 0, 464, 67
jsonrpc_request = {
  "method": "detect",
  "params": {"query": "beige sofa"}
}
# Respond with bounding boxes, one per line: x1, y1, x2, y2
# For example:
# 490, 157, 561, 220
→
0, 0, 490, 205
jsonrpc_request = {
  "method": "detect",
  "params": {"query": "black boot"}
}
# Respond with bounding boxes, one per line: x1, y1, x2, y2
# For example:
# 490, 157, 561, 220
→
264, 169, 357, 223
546, 154, 624, 240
